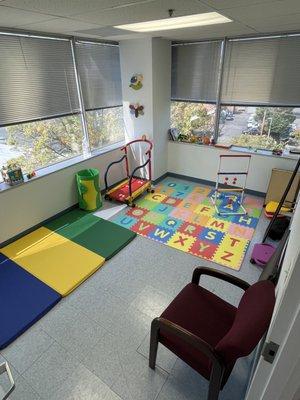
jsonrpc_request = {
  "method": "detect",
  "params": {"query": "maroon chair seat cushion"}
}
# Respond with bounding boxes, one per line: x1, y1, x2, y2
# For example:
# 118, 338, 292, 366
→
160, 283, 237, 380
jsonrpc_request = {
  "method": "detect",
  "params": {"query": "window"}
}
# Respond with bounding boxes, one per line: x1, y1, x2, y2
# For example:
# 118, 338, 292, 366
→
0, 115, 82, 178
75, 41, 124, 149
0, 35, 79, 126
170, 101, 216, 141
0, 33, 124, 185
171, 34, 300, 153
219, 35, 300, 151
170, 42, 221, 143
86, 106, 124, 151
218, 106, 300, 150
0, 34, 82, 183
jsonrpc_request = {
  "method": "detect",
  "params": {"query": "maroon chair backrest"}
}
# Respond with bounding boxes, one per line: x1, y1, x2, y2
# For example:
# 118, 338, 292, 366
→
215, 280, 276, 366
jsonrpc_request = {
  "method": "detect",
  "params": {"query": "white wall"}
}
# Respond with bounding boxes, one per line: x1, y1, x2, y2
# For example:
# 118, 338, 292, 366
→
0, 148, 126, 243
120, 37, 171, 180
152, 38, 171, 179
168, 141, 298, 193
120, 38, 153, 144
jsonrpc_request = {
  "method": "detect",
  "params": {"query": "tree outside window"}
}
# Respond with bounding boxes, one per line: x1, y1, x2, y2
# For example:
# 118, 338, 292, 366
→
170, 101, 216, 142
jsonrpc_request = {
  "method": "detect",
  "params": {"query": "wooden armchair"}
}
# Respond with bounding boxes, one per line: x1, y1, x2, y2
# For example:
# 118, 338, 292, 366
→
149, 267, 275, 400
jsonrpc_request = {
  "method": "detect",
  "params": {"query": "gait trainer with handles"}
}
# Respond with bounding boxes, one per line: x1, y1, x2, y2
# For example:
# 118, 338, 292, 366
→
104, 137, 154, 207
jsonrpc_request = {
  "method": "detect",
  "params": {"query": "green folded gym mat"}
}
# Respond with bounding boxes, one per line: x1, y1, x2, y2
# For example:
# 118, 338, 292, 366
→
45, 209, 136, 260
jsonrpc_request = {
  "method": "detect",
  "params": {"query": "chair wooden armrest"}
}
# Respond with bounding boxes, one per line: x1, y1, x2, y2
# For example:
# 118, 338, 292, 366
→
192, 267, 250, 291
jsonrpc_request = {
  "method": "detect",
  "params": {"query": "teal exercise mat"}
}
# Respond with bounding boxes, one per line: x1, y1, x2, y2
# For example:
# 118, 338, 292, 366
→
45, 209, 136, 260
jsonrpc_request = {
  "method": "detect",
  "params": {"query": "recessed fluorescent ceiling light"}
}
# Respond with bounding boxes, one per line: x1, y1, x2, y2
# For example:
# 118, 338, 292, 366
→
115, 12, 231, 32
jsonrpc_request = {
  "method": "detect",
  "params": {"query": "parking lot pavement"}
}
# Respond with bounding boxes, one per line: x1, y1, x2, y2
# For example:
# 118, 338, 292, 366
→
219, 112, 251, 142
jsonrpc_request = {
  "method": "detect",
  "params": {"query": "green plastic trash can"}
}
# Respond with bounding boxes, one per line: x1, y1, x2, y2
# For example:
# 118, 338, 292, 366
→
76, 168, 102, 211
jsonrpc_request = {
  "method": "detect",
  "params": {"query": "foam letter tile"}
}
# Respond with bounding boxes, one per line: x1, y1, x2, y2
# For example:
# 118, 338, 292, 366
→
206, 217, 230, 233
161, 217, 184, 231
189, 240, 218, 259
153, 203, 174, 215
167, 232, 196, 252
185, 192, 207, 204
141, 211, 166, 225
228, 223, 254, 240
178, 222, 203, 238
194, 204, 215, 217
213, 234, 249, 270
131, 220, 156, 236
144, 193, 167, 203
232, 215, 258, 228
161, 196, 183, 207
170, 207, 193, 222
148, 226, 175, 244
136, 198, 157, 210
191, 186, 211, 195
187, 213, 210, 226
126, 206, 149, 219
198, 228, 225, 245
113, 214, 138, 229
177, 200, 198, 212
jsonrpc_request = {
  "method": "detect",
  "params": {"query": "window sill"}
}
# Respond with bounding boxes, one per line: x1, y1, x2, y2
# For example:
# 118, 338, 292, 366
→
0, 140, 125, 194
168, 140, 300, 161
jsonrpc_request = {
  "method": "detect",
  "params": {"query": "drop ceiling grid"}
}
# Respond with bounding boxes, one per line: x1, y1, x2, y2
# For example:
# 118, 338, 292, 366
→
0, 0, 299, 42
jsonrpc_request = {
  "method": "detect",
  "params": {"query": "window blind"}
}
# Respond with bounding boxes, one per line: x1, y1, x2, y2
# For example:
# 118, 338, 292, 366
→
75, 42, 122, 111
171, 41, 222, 103
0, 34, 79, 127
221, 36, 300, 106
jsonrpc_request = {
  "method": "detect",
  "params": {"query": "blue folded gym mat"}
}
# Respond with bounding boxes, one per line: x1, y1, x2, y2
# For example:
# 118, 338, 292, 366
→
0, 253, 61, 349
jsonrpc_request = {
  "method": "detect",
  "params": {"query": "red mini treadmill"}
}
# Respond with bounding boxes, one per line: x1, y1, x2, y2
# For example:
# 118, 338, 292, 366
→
104, 138, 153, 207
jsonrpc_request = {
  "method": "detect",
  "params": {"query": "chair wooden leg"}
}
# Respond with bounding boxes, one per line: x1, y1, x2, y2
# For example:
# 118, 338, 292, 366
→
207, 364, 224, 400
149, 318, 160, 369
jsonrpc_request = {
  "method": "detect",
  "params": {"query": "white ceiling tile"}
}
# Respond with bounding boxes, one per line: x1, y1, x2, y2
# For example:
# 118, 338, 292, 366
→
75, 26, 132, 37
248, 13, 300, 32
17, 17, 103, 33
156, 21, 256, 41
0, 0, 158, 17
102, 32, 149, 40
221, 0, 300, 25
257, 22, 300, 33
0, 5, 53, 26
71, 0, 213, 26
200, 0, 277, 10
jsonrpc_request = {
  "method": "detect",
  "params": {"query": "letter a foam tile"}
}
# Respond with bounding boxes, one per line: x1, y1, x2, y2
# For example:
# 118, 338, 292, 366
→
1, 227, 105, 297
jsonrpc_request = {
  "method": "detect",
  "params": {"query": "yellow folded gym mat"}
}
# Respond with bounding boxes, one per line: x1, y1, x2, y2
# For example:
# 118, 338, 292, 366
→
1, 227, 105, 297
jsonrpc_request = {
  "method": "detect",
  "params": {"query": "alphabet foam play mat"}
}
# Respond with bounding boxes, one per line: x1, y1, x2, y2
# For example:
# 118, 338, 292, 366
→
112, 179, 264, 270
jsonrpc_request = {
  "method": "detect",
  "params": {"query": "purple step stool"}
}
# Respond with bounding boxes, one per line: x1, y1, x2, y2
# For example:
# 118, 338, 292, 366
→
250, 243, 276, 267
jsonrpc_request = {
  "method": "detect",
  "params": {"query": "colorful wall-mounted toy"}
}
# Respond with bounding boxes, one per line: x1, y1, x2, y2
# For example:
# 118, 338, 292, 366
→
129, 74, 143, 90
129, 103, 144, 118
